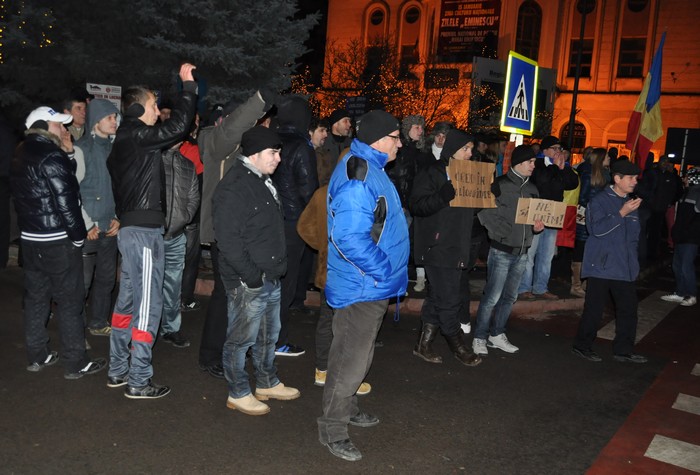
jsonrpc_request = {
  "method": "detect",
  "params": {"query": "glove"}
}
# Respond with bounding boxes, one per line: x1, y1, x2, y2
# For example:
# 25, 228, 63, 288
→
439, 181, 456, 203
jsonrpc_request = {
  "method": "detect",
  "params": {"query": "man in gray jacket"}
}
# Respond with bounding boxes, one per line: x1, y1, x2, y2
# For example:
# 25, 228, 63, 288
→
473, 145, 544, 355
75, 99, 121, 337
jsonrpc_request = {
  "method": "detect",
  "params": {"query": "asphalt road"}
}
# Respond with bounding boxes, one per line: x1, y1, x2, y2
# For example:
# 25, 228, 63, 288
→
0, 259, 688, 474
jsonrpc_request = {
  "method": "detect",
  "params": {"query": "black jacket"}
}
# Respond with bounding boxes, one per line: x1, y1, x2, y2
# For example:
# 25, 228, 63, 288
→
10, 129, 87, 243
162, 149, 200, 240
387, 141, 431, 209
272, 125, 319, 221
531, 156, 579, 201
410, 159, 474, 268
212, 156, 287, 291
107, 82, 197, 228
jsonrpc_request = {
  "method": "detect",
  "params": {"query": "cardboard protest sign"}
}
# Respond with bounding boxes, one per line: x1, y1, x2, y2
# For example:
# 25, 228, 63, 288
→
515, 198, 567, 228
448, 160, 496, 208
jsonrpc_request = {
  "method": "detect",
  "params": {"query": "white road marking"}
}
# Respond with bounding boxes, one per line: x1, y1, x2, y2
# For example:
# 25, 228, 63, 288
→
644, 434, 700, 473
598, 290, 674, 343
672, 393, 700, 417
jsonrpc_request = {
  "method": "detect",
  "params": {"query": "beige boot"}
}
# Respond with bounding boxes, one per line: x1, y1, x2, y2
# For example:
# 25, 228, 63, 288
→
226, 394, 270, 415
570, 262, 585, 298
255, 382, 300, 401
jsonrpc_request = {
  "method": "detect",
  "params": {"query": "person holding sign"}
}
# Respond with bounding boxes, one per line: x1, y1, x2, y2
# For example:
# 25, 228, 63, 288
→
572, 159, 647, 363
410, 130, 482, 367
472, 145, 543, 355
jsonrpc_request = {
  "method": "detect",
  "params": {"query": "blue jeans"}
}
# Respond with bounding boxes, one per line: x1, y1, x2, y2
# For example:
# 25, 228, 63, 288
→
474, 248, 527, 340
518, 227, 557, 294
222, 279, 282, 399
673, 243, 698, 297
161, 233, 186, 334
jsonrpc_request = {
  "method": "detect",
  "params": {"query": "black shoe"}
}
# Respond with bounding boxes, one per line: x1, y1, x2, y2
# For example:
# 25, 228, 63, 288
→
275, 344, 305, 357
64, 358, 107, 380
326, 438, 362, 462
199, 363, 225, 379
107, 373, 129, 388
124, 382, 171, 399
162, 331, 191, 348
26, 351, 59, 372
571, 347, 602, 362
349, 411, 380, 428
181, 299, 201, 312
613, 353, 648, 364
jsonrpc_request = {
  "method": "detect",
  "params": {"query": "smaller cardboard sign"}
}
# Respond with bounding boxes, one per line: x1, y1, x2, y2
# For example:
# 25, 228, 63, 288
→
515, 198, 567, 228
448, 160, 496, 208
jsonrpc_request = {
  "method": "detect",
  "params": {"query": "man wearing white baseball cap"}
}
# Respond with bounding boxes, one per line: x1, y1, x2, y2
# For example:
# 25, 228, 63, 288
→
10, 106, 106, 379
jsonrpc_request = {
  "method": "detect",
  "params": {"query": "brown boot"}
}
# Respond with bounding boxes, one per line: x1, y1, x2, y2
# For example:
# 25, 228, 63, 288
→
445, 331, 482, 367
413, 323, 443, 363
570, 262, 585, 298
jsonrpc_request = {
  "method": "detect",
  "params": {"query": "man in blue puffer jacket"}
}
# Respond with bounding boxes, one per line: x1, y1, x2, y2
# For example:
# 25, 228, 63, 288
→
318, 110, 409, 462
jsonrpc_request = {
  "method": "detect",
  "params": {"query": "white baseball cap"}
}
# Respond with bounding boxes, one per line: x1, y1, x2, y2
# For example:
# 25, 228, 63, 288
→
25, 106, 73, 129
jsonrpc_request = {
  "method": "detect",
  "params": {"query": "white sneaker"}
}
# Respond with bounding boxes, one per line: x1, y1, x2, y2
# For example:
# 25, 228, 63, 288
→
413, 277, 426, 292
472, 338, 488, 355
461, 322, 471, 334
681, 296, 697, 307
487, 334, 519, 353
661, 293, 684, 303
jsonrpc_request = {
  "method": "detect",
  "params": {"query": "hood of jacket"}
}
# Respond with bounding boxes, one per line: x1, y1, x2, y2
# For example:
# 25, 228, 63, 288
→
349, 138, 389, 169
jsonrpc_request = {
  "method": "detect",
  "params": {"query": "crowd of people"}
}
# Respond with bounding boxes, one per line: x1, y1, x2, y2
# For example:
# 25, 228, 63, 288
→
2, 63, 699, 462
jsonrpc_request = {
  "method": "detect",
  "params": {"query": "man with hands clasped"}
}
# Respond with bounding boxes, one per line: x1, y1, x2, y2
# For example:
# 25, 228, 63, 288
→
572, 159, 647, 363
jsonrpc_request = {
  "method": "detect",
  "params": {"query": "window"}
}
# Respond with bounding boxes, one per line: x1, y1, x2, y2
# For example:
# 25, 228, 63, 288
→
567, 0, 597, 78
560, 121, 587, 153
400, 6, 421, 72
366, 6, 387, 45
515, 1, 542, 61
617, 0, 650, 78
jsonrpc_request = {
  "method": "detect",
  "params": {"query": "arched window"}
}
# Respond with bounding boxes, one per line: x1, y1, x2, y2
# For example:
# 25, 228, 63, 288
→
560, 121, 587, 153
400, 6, 421, 66
515, 1, 542, 61
617, 0, 650, 78
365, 5, 388, 46
567, 0, 597, 78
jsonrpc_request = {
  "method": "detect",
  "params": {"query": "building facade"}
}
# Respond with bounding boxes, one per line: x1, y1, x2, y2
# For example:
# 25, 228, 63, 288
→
325, 0, 700, 157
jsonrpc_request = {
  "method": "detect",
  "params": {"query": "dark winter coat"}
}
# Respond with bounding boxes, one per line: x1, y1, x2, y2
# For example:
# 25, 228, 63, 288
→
272, 125, 319, 221
11, 129, 87, 243
107, 82, 197, 228
531, 155, 579, 202
410, 158, 474, 269
212, 156, 287, 291
671, 185, 700, 245
162, 149, 200, 240
386, 140, 431, 209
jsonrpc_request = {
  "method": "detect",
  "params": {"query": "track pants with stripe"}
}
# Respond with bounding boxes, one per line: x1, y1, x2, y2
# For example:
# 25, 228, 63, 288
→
109, 226, 165, 388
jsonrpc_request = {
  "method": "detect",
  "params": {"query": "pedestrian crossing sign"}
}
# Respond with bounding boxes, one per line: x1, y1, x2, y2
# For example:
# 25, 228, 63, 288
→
500, 51, 538, 136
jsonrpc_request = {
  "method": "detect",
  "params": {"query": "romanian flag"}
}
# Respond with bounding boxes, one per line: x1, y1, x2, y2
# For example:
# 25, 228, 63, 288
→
626, 32, 666, 169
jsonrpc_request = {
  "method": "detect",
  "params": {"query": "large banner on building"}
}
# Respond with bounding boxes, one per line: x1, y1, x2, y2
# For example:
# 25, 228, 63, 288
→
437, 0, 501, 63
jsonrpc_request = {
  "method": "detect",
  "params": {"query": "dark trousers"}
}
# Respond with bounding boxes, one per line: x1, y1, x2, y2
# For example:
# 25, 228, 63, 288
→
277, 220, 306, 347
22, 238, 89, 372
317, 299, 387, 444
181, 224, 201, 303
293, 245, 314, 307
198, 242, 229, 367
82, 234, 118, 329
421, 265, 470, 337
0, 177, 9, 269
573, 277, 638, 355
315, 289, 334, 371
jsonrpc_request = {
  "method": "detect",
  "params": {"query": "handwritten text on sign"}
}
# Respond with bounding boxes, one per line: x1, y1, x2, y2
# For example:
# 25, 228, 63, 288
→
448, 160, 496, 208
515, 198, 567, 228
